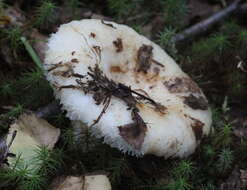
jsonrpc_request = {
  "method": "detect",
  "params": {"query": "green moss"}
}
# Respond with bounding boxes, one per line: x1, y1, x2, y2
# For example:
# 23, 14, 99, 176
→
163, 177, 192, 190
191, 33, 231, 62
108, 157, 128, 184
64, 0, 82, 9
221, 20, 241, 37
216, 148, 234, 173
0, 27, 23, 54
0, 146, 63, 190
158, 27, 177, 59
33, 0, 57, 28
0, 104, 24, 122
212, 123, 232, 148
162, 0, 188, 29
107, 0, 142, 18
172, 160, 195, 179
0, 82, 14, 98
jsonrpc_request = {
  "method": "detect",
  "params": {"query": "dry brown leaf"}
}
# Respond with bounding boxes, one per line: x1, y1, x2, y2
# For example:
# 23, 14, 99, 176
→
7, 113, 60, 164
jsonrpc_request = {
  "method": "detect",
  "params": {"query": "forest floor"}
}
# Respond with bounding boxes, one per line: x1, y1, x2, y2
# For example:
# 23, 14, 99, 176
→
0, 0, 247, 189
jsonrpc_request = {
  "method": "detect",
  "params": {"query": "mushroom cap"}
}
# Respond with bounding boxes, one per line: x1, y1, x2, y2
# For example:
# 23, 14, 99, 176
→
44, 19, 212, 158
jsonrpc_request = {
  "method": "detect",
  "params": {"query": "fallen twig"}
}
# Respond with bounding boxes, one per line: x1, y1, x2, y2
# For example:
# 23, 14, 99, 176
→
173, 0, 242, 43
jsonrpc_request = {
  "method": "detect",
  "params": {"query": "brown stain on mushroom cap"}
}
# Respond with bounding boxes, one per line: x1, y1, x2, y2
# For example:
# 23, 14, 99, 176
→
118, 111, 147, 150
184, 114, 205, 141
183, 94, 208, 110
136, 44, 153, 73
110, 66, 127, 73
90, 32, 96, 38
191, 120, 204, 141
164, 77, 201, 94
134, 66, 164, 85
113, 38, 123, 53
71, 58, 79, 63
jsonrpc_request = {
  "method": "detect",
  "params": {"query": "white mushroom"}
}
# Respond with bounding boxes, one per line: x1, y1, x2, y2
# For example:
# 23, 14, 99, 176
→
44, 19, 212, 158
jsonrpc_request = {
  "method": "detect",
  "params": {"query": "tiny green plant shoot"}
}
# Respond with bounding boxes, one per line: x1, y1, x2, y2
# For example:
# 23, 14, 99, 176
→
33, 0, 56, 28
0, 27, 23, 57
0, 146, 63, 190
162, 0, 188, 29
191, 33, 231, 62
107, 0, 142, 19
216, 148, 234, 173
158, 27, 177, 59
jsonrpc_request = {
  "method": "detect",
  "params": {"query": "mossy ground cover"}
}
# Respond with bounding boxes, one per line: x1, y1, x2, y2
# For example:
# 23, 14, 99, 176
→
0, 0, 247, 189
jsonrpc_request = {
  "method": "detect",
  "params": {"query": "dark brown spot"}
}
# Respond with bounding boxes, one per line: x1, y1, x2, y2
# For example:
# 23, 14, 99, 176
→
154, 103, 167, 115
191, 122, 204, 141
183, 94, 208, 110
110, 66, 124, 73
164, 77, 201, 94
113, 38, 123, 53
90, 32, 96, 38
118, 111, 147, 149
71, 58, 79, 63
71, 51, 75, 55
137, 44, 153, 73
185, 115, 205, 141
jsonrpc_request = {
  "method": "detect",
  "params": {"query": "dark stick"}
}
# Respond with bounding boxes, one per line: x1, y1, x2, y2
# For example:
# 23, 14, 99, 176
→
173, 0, 242, 44
89, 95, 111, 127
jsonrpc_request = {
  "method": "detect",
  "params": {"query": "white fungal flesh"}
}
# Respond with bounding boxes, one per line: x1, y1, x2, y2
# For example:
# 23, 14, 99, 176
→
44, 19, 212, 158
